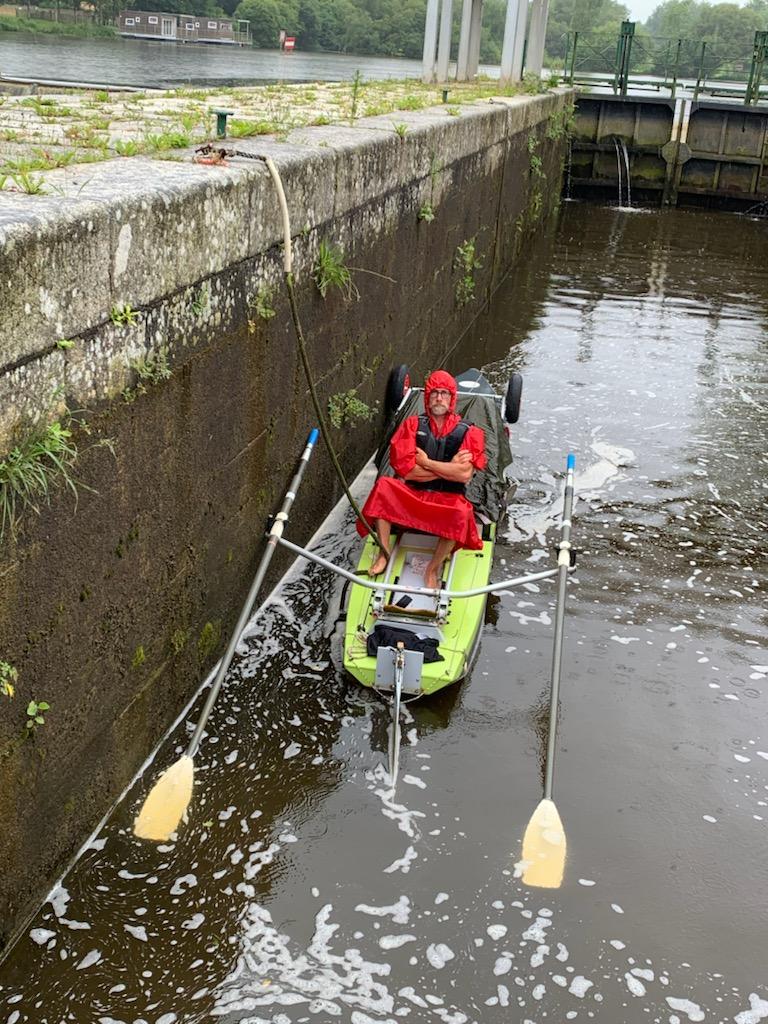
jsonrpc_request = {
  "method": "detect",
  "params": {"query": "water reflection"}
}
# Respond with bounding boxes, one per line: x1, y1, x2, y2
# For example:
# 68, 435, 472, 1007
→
0, 34, 497, 88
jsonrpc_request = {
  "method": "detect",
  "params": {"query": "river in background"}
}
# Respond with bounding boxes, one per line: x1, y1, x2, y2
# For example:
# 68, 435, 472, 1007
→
0, 201, 766, 1023
0, 34, 499, 88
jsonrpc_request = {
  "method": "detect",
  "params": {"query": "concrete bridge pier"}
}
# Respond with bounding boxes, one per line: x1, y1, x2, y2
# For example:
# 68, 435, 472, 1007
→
436, 0, 454, 83
454, 0, 485, 80
422, 0, 440, 83
526, 0, 550, 76
423, 0, 462, 84
500, 0, 527, 85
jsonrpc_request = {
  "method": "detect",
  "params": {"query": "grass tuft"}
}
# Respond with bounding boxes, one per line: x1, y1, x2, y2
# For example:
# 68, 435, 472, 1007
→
313, 240, 358, 301
0, 421, 79, 542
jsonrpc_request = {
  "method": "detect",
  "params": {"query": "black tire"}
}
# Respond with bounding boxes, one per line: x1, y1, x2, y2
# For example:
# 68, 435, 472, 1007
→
385, 364, 411, 417
504, 373, 523, 424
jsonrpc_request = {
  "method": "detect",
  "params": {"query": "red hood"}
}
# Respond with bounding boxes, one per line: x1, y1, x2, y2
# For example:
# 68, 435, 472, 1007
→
424, 370, 458, 415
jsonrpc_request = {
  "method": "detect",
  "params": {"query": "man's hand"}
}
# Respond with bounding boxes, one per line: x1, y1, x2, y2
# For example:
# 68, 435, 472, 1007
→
414, 448, 429, 468
451, 450, 473, 465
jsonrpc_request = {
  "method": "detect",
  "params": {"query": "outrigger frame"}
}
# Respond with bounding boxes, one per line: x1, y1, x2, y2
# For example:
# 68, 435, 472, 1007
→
276, 535, 562, 604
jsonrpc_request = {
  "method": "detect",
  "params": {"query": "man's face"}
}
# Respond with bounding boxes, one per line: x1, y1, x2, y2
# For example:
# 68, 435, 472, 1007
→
428, 388, 451, 417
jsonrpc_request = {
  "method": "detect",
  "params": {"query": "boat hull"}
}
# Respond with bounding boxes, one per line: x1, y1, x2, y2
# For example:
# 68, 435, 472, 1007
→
343, 524, 496, 696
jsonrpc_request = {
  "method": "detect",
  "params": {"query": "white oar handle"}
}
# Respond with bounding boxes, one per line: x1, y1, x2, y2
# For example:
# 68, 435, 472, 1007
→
186, 429, 319, 757
543, 453, 576, 801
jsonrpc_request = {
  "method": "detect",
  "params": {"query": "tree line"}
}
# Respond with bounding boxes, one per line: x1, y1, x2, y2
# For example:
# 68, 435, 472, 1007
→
48, 0, 768, 61
547, 0, 768, 62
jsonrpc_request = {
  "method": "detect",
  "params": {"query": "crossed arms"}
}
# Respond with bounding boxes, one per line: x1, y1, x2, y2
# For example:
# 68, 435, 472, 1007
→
404, 448, 475, 485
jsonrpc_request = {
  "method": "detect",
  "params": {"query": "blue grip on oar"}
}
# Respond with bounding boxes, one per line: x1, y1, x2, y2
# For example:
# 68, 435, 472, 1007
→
567, 453, 576, 470
308, 428, 319, 446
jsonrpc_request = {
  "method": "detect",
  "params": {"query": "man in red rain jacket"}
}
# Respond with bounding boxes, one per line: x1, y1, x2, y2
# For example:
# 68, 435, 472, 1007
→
357, 369, 486, 589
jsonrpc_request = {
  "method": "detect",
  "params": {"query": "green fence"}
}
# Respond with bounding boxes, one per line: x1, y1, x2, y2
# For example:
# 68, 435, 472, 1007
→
559, 23, 768, 105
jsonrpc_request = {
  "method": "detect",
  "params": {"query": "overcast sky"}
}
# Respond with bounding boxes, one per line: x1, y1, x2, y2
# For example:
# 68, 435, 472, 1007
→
625, 0, 748, 22
626, 0, 661, 20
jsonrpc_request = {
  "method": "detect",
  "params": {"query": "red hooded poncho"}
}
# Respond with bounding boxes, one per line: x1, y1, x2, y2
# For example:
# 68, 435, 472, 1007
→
357, 370, 487, 550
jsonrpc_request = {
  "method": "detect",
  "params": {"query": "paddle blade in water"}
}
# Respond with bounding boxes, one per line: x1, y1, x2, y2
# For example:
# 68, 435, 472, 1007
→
520, 798, 566, 889
134, 755, 194, 841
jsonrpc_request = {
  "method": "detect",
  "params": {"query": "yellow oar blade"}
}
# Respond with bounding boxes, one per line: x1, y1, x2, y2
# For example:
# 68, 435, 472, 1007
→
134, 755, 194, 841
521, 798, 567, 889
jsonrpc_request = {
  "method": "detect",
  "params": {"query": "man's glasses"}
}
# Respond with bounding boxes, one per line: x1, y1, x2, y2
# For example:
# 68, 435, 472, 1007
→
431, 389, 451, 398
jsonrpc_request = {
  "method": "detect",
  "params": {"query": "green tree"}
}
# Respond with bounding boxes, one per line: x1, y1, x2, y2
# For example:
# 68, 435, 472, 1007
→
545, 0, 630, 62
233, 0, 298, 47
694, 2, 763, 51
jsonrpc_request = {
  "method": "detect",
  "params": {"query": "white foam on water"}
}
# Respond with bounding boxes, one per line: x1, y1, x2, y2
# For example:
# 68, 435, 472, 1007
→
625, 972, 646, 997
434, 893, 449, 905
426, 943, 455, 969
569, 976, 593, 997
169, 873, 197, 896
29, 928, 56, 945
383, 846, 417, 874
522, 916, 553, 943
124, 924, 148, 942
212, 902, 405, 1020
530, 944, 548, 967
493, 957, 512, 976
402, 775, 427, 789
609, 939, 626, 950
633, 968, 654, 981
666, 996, 705, 1021
75, 949, 102, 970
611, 904, 624, 914
378, 934, 416, 950
283, 742, 302, 759
48, 886, 70, 918
578, 878, 596, 886
182, 913, 205, 930
703, 815, 717, 823
355, 897, 411, 925
366, 763, 426, 840
243, 842, 281, 880
734, 992, 768, 1023
487, 925, 507, 940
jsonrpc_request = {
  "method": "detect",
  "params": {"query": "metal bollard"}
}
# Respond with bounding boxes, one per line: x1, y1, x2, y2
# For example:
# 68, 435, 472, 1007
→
214, 109, 234, 139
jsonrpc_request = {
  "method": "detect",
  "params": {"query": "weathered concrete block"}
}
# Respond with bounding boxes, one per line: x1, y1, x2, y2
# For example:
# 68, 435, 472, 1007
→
0, 195, 113, 367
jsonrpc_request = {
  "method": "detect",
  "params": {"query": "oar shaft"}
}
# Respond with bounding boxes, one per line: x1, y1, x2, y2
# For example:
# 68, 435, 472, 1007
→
186, 429, 320, 757
543, 454, 576, 801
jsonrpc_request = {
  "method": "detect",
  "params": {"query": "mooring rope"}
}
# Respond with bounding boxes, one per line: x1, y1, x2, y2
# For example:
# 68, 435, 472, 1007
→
193, 143, 384, 549
260, 155, 383, 551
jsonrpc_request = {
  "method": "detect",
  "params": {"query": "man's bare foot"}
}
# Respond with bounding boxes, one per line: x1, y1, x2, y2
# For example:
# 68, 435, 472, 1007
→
369, 551, 389, 576
424, 563, 442, 590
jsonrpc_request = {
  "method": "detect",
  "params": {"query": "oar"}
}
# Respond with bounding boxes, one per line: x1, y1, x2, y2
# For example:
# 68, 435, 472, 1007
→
387, 642, 405, 786
521, 453, 576, 888
134, 428, 320, 841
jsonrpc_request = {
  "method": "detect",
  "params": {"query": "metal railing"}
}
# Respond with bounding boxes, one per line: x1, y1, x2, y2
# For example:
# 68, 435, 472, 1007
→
559, 22, 768, 105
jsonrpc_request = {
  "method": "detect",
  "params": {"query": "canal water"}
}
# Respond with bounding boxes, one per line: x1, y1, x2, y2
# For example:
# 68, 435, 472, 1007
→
0, 34, 495, 88
1, 201, 767, 1023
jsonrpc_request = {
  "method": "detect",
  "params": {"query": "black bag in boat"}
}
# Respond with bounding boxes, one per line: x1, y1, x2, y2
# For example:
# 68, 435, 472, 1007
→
366, 624, 444, 664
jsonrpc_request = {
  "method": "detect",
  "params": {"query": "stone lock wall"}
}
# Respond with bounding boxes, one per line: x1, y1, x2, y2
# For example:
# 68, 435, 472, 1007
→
0, 88, 572, 948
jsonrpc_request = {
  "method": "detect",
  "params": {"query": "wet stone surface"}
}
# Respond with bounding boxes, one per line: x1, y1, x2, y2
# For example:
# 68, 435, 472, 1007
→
1, 201, 767, 1023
